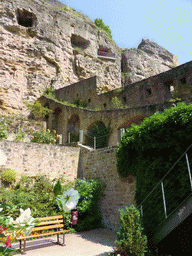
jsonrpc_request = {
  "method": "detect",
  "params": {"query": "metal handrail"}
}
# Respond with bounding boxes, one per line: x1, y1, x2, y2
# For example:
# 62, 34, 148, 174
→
138, 143, 192, 235
138, 143, 192, 208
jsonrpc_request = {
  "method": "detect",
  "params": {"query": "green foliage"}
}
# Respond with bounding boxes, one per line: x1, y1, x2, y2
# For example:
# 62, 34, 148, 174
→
85, 121, 111, 149
53, 180, 62, 197
0, 177, 104, 232
112, 96, 123, 108
1, 169, 16, 184
75, 179, 104, 231
24, 100, 53, 120
0, 117, 8, 140
43, 87, 55, 98
30, 128, 57, 144
94, 18, 112, 39
115, 205, 147, 256
73, 98, 88, 108
14, 130, 24, 141
0, 175, 60, 219
116, 102, 192, 235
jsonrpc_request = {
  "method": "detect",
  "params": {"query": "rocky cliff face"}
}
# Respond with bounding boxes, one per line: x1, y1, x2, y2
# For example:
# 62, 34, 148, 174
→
121, 39, 179, 85
0, 0, 121, 114
0, 1, 178, 115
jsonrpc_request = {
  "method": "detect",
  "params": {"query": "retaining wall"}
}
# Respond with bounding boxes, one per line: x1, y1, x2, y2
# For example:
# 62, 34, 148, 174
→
0, 140, 80, 182
0, 140, 136, 229
78, 145, 136, 229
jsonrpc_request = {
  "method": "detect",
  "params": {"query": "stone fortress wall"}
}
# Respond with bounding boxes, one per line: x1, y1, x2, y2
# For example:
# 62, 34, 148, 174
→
39, 60, 192, 148
54, 60, 192, 111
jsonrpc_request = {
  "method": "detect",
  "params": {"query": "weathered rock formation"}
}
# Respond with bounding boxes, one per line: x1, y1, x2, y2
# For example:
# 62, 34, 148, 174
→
121, 39, 179, 85
0, 0, 121, 114
0, 0, 178, 115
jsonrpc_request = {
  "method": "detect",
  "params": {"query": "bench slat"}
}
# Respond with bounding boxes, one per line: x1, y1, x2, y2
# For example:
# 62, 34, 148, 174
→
32, 223, 64, 232
36, 220, 63, 226
36, 215, 63, 221
16, 230, 70, 240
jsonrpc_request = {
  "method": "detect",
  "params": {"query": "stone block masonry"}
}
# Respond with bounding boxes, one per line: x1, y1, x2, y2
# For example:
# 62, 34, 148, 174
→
0, 140, 80, 182
79, 145, 137, 229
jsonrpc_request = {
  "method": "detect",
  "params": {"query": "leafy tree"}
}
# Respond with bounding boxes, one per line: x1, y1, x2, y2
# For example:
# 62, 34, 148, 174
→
94, 18, 112, 39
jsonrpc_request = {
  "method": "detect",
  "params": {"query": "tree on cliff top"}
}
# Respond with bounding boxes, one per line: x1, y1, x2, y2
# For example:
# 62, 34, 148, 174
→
94, 18, 112, 39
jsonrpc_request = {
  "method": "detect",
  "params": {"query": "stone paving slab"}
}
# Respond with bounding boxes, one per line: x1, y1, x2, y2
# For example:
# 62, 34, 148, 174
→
12, 228, 117, 256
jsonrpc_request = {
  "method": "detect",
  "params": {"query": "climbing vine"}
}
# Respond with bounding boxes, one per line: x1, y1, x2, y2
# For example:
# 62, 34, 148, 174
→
116, 102, 192, 234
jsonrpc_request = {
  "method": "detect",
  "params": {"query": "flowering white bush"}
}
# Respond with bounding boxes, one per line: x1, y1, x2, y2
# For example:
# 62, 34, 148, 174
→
56, 188, 80, 212
14, 208, 36, 235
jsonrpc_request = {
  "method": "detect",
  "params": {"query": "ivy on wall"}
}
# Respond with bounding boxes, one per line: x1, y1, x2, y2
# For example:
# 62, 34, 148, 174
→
116, 102, 192, 234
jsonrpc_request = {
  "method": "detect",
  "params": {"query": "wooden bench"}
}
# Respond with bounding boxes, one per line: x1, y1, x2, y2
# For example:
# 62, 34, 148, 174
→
14, 215, 70, 253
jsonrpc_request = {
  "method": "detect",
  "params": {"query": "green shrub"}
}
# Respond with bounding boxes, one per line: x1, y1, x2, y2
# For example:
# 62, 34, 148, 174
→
0, 175, 60, 219
43, 87, 55, 98
73, 98, 88, 108
1, 169, 16, 184
30, 128, 57, 144
53, 180, 62, 197
24, 100, 53, 120
85, 121, 111, 149
0, 117, 8, 140
75, 179, 104, 231
14, 130, 24, 141
112, 96, 123, 108
94, 18, 112, 39
115, 205, 147, 256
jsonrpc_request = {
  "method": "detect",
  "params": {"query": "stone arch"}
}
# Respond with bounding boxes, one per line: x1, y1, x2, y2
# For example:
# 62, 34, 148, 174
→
86, 121, 109, 149
16, 8, 37, 28
67, 114, 80, 142
118, 114, 149, 140
52, 107, 62, 132
43, 102, 50, 129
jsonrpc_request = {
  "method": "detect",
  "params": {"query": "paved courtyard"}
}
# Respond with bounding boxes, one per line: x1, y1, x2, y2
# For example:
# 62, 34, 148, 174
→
12, 228, 117, 256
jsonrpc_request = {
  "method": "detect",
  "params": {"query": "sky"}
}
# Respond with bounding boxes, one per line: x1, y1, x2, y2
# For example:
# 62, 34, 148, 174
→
59, 0, 192, 65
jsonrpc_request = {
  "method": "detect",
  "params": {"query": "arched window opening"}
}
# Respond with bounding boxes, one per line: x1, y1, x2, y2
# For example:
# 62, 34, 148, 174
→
44, 103, 50, 123
52, 107, 62, 132
180, 77, 186, 84
146, 88, 152, 96
67, 114, 80, 143
85, 121, 109, 149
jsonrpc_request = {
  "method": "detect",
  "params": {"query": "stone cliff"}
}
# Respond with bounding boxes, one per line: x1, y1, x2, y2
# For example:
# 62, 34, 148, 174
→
0, 0, 121, 114
121, 39, 179, 85
0, 0, 178, 115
